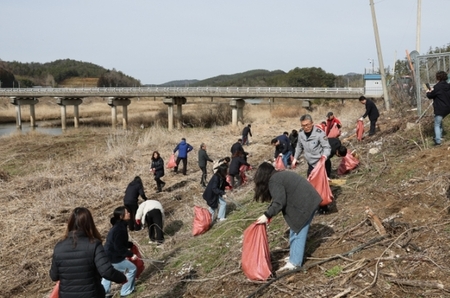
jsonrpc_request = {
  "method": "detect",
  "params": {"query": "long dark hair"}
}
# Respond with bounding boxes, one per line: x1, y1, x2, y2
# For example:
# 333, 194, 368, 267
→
110, 206, 128, 225
253, 162, 275, 203
64, 207, 102, 246
215, 164, 228, 179
151, 151, 160, 161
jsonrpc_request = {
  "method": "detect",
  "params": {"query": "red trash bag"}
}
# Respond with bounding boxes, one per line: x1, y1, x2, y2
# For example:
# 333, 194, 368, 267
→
49, 281, 59, 298
327, 123, 341, 138
337, 152, 360, 175
192, 206, 212, 236
127, 244, 145, 279
241, 222, 272, 281
356, 120, 364, 141
274, 156, 285, 171
167, 154, 177, 169
239, 164, 249, 185
307, 156, 333, 206
225, 175, 233, 190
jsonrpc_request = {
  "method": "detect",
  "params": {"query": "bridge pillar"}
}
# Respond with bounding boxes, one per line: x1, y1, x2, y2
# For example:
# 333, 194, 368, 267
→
107, 97, 131, 130
163, 97, 186, 131
9, 97, 39, 129
230, 98, 246, 126
56, 97, 83, 130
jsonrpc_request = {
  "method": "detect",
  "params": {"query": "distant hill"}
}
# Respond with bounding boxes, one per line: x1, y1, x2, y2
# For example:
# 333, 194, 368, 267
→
190, 69, 287, 87
150, 79, 199, 87
0, 59, 141, 88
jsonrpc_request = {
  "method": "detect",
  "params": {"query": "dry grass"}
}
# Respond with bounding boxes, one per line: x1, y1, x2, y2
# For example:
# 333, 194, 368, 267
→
2, 97, 450, 297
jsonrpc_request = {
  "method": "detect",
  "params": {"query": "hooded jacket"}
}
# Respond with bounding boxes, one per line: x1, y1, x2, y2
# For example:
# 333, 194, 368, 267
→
173, 140, 193, 158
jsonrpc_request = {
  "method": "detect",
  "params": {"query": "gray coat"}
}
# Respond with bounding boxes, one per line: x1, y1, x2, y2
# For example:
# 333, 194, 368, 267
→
264, 171, 321, 233
294, 127, 331, 167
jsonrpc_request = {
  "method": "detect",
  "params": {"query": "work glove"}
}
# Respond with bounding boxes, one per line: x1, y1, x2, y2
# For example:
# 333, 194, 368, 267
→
279, 153, 283, 157
256, 214, 268, 224
358, 117, 364, 121
222, 194, 227, 199
322, 155, 328, 160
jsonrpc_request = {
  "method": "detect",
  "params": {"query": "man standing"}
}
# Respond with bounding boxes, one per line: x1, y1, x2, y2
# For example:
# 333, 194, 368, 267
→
198, 143, 213, 188
242, 124, 252, 146
173, 137, 193, 175
358, 96, 379, 136
325, 112, 342, 137
426, 71, 450, 146
292, 114, 331, 177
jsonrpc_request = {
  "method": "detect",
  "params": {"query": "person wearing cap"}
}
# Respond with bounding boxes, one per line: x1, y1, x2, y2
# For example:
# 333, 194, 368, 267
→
242, 124, 252, 146
173, 137, 193, 175
358, 96, 379, 136
325, 112, 342, 137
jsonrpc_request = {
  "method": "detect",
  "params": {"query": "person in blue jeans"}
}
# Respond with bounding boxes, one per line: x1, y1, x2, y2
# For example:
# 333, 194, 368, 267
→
271, 135, 292, 168
203, 164, 230, 222
173, 137, 193, 175
254, 162, 321, 271
102, 206, 138, 297
426, 71, 450, 146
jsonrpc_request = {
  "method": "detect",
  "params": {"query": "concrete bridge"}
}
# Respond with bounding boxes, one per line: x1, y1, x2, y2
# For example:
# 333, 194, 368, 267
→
0, 86, 365, 131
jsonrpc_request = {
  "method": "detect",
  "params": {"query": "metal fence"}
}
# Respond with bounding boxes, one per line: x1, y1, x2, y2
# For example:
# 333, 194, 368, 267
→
412, 51, 450, 115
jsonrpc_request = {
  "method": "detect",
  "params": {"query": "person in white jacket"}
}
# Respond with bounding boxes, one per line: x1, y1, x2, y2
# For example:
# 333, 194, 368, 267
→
135, 200, 165, 245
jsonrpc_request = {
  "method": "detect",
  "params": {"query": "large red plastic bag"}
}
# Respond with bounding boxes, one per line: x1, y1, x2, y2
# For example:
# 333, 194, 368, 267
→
337, 152, 360, 175
327, 123, 341, 138
307, 157, 333, 206
192, 206, 212, 236
241, 222, 272, 281
225, 175, 233, 190
356, 120, 364, 141
167, 154, 177, 169
49, 281, 59, 298
127, 244, 145, 279
274, 156, 285, 171
239, 164, 250, 185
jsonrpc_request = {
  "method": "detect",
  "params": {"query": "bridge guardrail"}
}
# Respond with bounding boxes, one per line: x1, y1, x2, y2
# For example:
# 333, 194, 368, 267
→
0, 86, 365, 95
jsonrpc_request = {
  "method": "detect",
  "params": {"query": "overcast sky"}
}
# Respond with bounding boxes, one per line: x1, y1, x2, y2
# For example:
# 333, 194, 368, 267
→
2, 0, 449, 85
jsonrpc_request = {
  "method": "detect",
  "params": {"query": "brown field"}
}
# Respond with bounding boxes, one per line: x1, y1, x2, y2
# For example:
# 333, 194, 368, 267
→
1, 97, 450, 298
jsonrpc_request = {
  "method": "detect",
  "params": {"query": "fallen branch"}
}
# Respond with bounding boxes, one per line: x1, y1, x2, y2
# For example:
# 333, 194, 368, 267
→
247, 235, 389, 298
332, 287, 352, 298
387, 279, 447, 291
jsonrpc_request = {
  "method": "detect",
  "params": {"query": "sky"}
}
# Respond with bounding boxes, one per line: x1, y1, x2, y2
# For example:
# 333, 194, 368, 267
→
1, 0, 449, 85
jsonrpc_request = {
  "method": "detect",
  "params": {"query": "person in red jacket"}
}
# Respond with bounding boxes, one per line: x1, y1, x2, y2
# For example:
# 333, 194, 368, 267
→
325, 112, 342, 137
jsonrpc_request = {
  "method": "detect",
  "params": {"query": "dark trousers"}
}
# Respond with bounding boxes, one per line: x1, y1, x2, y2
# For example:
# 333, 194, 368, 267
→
154, 174, 165, 191
145, 209, 164, 243
369, 119, 378, 135
125, 203, 139, 231
230, 174, 242, 188
200, 166, 207, 186
307, 159, 332, 178
175, 157, 187, 175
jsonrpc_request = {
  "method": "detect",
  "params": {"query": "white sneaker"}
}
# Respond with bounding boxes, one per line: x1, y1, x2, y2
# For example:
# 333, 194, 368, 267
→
218, 218, 227, 222
277, 261, 296, 272
284, 256, 290, 262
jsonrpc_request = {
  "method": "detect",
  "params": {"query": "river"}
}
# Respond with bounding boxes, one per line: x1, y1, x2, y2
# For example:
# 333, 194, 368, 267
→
0, 122, 63, 137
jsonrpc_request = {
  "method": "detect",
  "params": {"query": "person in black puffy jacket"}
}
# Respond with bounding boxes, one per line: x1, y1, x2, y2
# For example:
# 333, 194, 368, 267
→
150, 151, 165, 193
123, 176, 148, 231
102, 206, 138, 297
50, 207, 126, 298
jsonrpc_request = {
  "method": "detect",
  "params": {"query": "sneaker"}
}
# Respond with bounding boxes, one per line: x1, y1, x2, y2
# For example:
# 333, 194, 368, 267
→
284, 256, 290, 262
434, 142, 442, 146
277, 261, 296, 272
161, 182, 166, 188
218, 218, 227, 222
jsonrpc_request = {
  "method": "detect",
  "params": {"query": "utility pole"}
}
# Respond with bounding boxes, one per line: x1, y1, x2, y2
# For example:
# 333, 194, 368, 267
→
369, 0, 390, 111
416, 0, 421, 52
